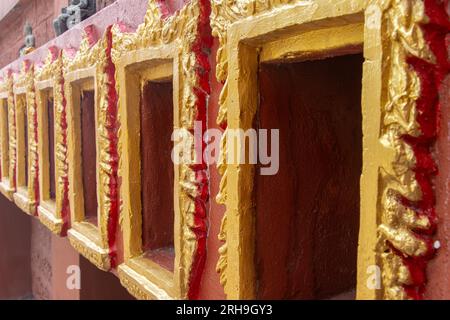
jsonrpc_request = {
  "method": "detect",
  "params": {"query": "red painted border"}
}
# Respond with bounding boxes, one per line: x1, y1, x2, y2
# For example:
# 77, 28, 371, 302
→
105, 25, 120, 268
187, 0, 212, 300
399, 0, 450, 300
25, 59, 40, 217
59, 53, 70, 236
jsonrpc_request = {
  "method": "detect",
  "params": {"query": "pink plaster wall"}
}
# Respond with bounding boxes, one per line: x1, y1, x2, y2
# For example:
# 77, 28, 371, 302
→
0, 0, 148, 72
0, 0, 125, 70
79, 257, 134, 300
0, 0, 19, 21
51, 233, 80, 300
0, 194, 32, 299
31, 219, 52, 300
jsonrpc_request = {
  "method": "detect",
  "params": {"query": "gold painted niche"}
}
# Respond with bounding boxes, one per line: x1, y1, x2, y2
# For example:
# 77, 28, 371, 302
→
35, 47, 67, 235
113, 0, 208, 300
211, 0, 437, 300
0, 73, 15, 200
64, 27, 115, 271
115, 51, 178, 300
12, 62, 38, 215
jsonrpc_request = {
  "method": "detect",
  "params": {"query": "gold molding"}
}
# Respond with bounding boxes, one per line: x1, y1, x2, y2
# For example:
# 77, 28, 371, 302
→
0, 78, 14, 200
117, 263, 174, 300
13, 62, 39, 216
0, 71, 16, 200
68, 222, 110, 271
375, 0, 437, 300
35, 47, 68, 235
113, 0, 209, 300
211, 0, 368, 299
64, 26, 115, 271
211, 0, 440, 300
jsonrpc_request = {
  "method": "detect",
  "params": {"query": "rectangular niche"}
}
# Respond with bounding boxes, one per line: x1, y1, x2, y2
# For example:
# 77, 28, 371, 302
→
117, 46, 184, 300
37, 86, 58, 226
140, 78, 175, 272
13, 92, 31, 214
79, 84, 98, 226
219, 2, 369, 298
255, 53, 363, 300
69, 78, 98, 226
0, 97, 13, 199
66, 72, 110, 270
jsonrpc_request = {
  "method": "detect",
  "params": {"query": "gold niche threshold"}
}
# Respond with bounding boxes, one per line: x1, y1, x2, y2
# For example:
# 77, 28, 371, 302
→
13, 187, 33, 215
118, 257, 174, 300
38, 201, 64, 235
68, 222, 110, 271
0, 179, 14, 200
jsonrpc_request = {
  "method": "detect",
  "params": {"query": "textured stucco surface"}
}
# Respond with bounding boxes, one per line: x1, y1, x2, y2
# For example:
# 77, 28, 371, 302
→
31, 219, 52, 300
0, 0, 147, 71
0, 194, 31, 299
0, 0, 66, 68
426, 73, 450, 299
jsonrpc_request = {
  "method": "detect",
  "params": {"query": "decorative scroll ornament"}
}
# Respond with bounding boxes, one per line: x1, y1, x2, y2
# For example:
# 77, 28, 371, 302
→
6, 71, 17, 192
35, 47, 70, 235
377, 0, 449, 300
63, 25, 101, 73
0, 70, 17, 198
211, 0, 448, 299
113, 0, 211, 299
0, 78, 5, 181
14, 61, 40, 215
63, 25, 119, 270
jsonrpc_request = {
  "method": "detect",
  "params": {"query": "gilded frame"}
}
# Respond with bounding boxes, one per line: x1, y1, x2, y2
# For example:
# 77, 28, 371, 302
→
0, 71, 15, 200
35, 47, 70, 235
211, 0, 447, 300
113, 0, 210, 300
12, 61, 39, 215
64, 26, 118, 271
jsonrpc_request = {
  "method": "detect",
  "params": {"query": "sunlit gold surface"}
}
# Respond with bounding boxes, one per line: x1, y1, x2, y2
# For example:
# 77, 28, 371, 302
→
113, 0, 205, 299
376, 0, 434, 300
211, 0, 368, 299
211, 0, 434, 300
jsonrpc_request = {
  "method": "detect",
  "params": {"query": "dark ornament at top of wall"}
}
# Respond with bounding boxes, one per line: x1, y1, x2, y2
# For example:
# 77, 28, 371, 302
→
19, 22, 35, 57
53, 0, 97, 36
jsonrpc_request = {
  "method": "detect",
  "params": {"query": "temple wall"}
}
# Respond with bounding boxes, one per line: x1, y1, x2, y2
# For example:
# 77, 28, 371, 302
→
0, 194, 31, 299
0, 0, 190, 71
0, 0, 65, 68
200, 38, 226, 300
31, 219, 52, 299
426, 73, 450, 299
0, 0, 448, 300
